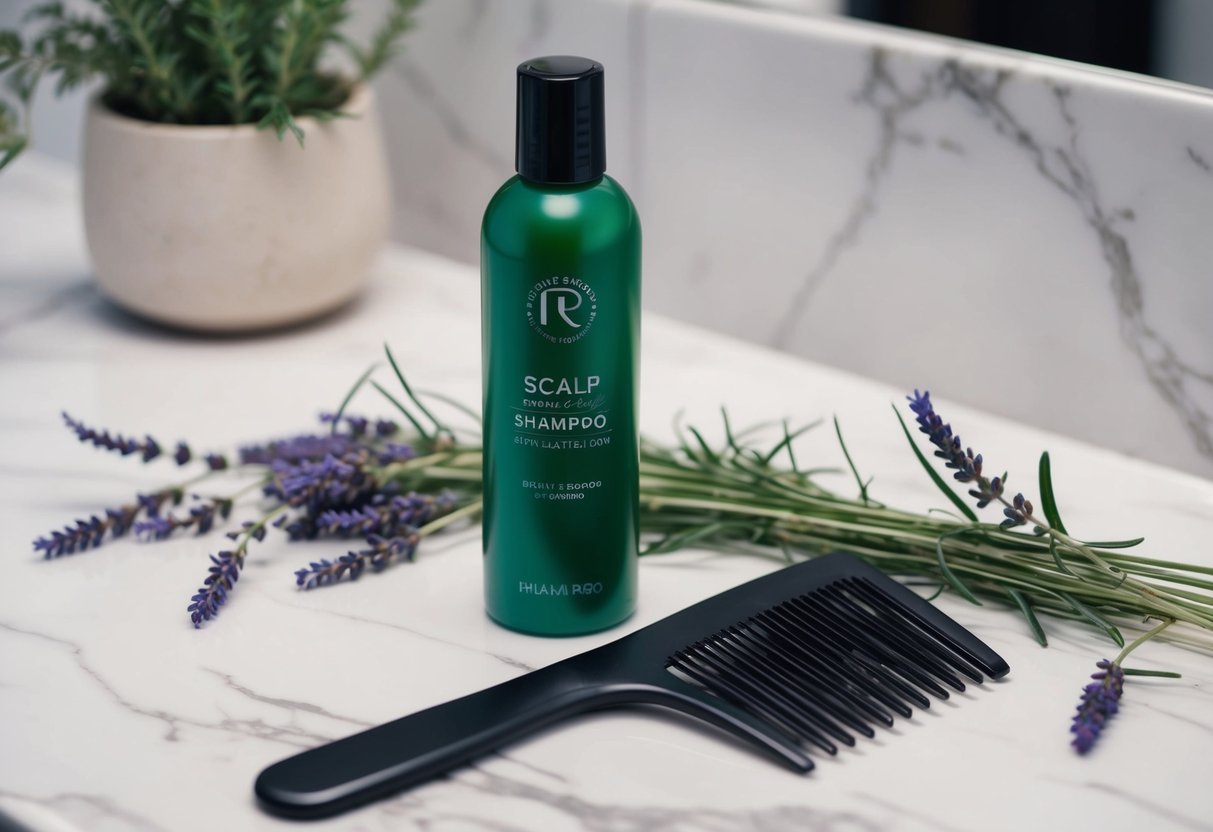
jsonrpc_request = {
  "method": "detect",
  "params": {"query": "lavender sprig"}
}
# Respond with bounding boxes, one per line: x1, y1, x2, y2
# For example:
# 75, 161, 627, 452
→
294, 492, 474, 588
1068, 618, 1175, 754
62, 411, 230, 469
294, 532, 421, 589
906, 390, 1029, 527
264, 452, 380, 514
43, 410, 413, 563
239, 414, 401, 466
376, 442, 416, 465
317, 491, 456, 538
134, 496, 234, 540
187, 550, 242, 628
902, 390, 1186, 618
239, 433, 360, 466
319, 412, 399, 438
187, 517, 275, 628
1071, 659, 1124, 754
62, 411, 164, 463
33, 488, 178, 557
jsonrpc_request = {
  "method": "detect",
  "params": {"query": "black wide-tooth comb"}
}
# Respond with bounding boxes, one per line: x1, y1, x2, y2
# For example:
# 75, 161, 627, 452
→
256, 553, 1009, 818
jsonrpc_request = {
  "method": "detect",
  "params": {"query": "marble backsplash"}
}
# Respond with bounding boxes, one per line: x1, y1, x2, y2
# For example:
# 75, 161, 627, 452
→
369, 0, 1213, 480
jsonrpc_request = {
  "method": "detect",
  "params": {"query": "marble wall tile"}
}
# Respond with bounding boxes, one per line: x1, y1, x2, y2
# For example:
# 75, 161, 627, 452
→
361, 0, 642, 266
638, 1, 1213, 478
367, 0, 1213, 479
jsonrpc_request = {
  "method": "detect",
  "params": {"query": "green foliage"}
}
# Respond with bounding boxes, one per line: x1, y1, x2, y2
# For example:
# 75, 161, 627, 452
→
0, 0, 422, 167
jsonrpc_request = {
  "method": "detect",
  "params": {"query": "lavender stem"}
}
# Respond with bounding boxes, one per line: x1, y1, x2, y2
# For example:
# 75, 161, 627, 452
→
1113, 618, 1174, 666
415, 499, 482, 537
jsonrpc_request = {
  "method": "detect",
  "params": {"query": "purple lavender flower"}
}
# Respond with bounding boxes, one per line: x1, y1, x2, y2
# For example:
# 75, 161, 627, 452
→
62, 412, 163, 462
907, 390, 1029, 526
238, 433, 359, 466
185, 516, 276, 628
225, 519, 267, 543
319, 412, 398, 438
187, 550, 242, 628
1003, 492, 1035, 529
281, 515, 318, 541
238, 414, 406, 467
295, 532, 421, 589
33, 514, 108, 557
1071, 659, 1125, 754
264, 452, 378, 514
137, 492, 167, 517
59, 412, 228, 470
317, 491, 455, 538
376, 442, 416, 465
133, 497, 233, 541
266, 511, 320, 542
34, 489, 177, 557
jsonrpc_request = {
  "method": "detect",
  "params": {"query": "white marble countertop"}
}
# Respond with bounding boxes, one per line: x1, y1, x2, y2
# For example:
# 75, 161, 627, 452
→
2, 157, 1213, 832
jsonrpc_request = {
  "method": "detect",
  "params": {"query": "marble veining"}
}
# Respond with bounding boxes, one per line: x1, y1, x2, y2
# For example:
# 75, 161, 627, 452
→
427, 767, 884, 832
0, 619, 348, 750
390, 57, 512, 176
1073, 781, 1209, 832
203, 669, 377, 730
1188, 146, 1212, 174
771, 48, 1213, 465
268, 594, 539, 673
0, 789, 169, 832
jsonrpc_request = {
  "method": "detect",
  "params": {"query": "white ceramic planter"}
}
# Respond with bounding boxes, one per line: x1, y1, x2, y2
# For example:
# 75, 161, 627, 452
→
81, 85, 390, 332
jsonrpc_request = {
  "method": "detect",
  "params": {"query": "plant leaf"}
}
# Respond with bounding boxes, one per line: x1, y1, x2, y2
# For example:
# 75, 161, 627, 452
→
1007, 589, 1047, 646
329, 362, 377, 436
936, 530, 983, 605
834, 415, 871, 504
1080, 537, 1146, 550
720, 407, 743, 457
1037, 451, 1068, 534
1120, 668, 1182, 678
642, 522, 730, 555
1060, 591, 1124, 647
759, 419, 820, 466
893, 405, 978, 522
370, 380, 429, 438
414, 388, 483, 424
685, 425, 720, 465
384, 342, 443, 437
1048, 534, 1076, 577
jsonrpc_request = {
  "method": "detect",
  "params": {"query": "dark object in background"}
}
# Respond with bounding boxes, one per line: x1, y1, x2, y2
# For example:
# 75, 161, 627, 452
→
849, 0, 1155, 77
254, 553, 1009, 819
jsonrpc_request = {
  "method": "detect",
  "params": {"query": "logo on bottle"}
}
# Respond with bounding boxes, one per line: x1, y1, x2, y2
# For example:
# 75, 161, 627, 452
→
526, 277, 597, 344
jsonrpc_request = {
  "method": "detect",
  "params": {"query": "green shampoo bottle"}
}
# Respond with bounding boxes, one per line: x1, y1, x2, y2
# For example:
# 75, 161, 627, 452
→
480, 56, 641, 635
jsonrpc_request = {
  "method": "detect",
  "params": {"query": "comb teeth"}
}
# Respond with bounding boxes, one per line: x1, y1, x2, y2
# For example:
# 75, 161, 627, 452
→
666, 577, 988, 756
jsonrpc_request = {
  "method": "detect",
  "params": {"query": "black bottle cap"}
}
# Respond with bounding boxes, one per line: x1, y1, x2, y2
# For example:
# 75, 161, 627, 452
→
516, 56, 606, 185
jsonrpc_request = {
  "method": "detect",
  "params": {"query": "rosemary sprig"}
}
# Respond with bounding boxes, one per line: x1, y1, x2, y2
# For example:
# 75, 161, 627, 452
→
0, 0, 423, 165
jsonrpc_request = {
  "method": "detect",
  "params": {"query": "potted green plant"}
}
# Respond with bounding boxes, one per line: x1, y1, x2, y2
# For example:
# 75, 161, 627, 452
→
0, 1, 420, 332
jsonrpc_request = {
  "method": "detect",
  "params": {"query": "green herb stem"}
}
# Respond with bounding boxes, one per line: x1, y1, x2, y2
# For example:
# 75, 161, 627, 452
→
1114, 618, 1175, 666
417, 499, 482, 538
